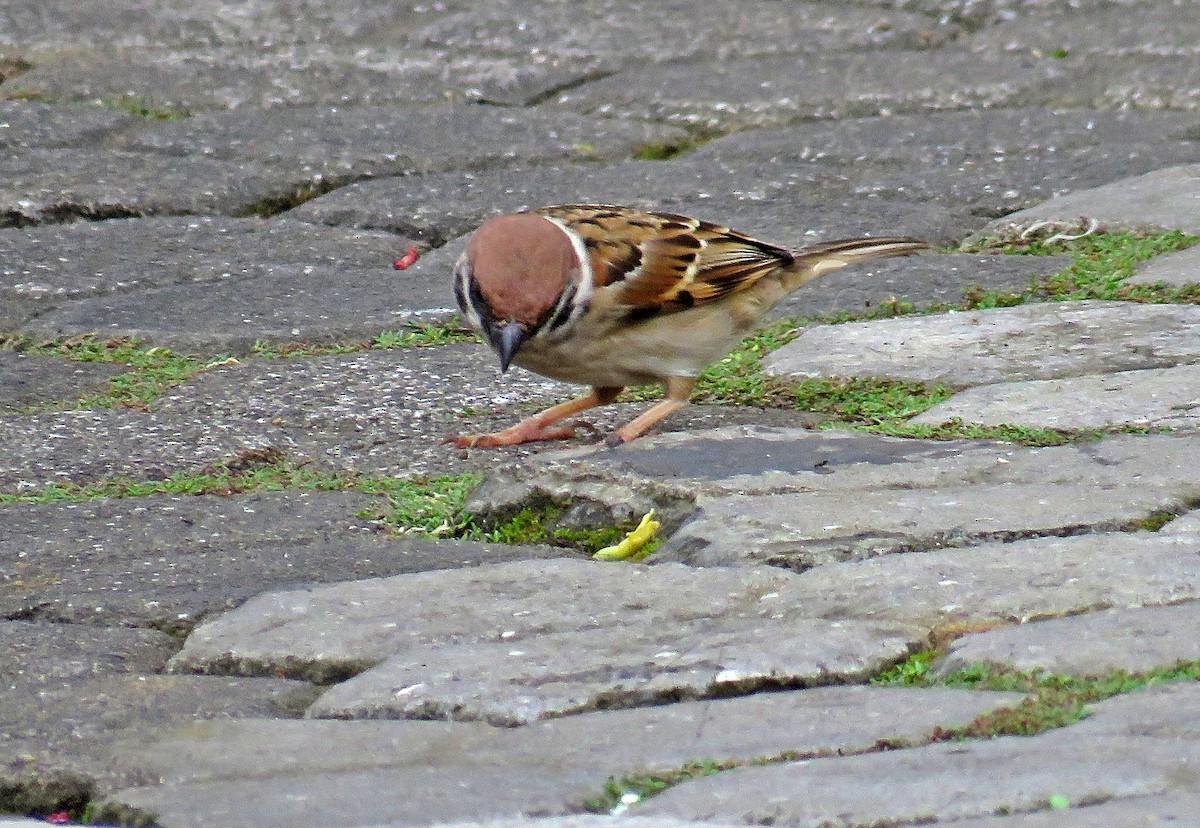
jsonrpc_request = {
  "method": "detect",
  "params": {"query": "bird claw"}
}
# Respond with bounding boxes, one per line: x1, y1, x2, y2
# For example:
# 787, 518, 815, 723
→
604, 432, 627, 448
447, 420, 587, 448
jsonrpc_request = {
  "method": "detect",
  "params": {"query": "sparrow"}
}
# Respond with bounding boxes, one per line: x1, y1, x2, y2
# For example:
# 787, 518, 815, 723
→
450, 204, 930, 448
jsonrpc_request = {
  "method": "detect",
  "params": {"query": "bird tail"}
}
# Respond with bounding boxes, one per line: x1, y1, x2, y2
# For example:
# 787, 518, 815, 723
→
781, 236, 932, 293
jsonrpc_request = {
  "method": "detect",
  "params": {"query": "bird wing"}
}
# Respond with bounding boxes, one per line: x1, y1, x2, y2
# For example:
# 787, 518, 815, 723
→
534, 205, 794, 316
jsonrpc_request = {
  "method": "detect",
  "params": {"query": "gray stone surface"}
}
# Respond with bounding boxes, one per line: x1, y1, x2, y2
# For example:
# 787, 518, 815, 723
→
1164, 511, 1200, 536
468, 427, 1200, 568
1128, 245, 1200, 286
1072, 681, 1200, 740
694, 108, 1200, 216
0, 353, 125, 410
764, 300, 1200, 387
115, 687, 1023, 785
980, 164, 1200, 239
306, 620, 918, 724
0, 621, 177, 684
0, 346, 827, 491
946, 791, 1200, 828
770, 253, 1069, 321
1, 672, 321, 809
936, 603, 1200, 677
661, 482, 1183, 570
168, 558, 918, 688
4, 0, 1200, 823
116, 104, 689, 174
784, 532, 1200, 628
287, 158, 977, 248
0, 100, 138, 150
913, 364, 1200, 431
0, 148, 304, 226
0, 490, 559, 631
640, 733, 1200, 825
97, 686, 1024, 827
551, 50, 1059, 131
0, 214, 434, 345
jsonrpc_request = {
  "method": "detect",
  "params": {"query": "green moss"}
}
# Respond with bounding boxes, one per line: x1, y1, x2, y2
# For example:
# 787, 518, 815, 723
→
102, 94, 191, 120
250, 322, 477, 359
1131, 509, 1181, 532
583, 759, 730, 812
964, 229, 1200, 302
633, 137, 701, 161
877, 653, 1200, 739
479, 501, 639, 554
871, 649, 939, 686
2, 333, 221, 410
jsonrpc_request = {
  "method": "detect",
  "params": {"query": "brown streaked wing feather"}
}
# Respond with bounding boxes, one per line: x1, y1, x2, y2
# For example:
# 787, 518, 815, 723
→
534, 205, 793, 312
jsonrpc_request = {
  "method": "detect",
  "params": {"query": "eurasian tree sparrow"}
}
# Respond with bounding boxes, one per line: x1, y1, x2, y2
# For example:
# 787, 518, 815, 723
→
452, 204, 930, 447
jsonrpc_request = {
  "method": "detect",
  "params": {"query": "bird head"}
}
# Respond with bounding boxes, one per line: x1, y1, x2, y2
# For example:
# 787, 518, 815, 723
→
454, 213, 585, 372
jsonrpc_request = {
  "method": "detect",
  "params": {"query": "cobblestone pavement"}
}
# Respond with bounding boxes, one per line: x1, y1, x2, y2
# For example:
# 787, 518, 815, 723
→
2, 1, 1200, 826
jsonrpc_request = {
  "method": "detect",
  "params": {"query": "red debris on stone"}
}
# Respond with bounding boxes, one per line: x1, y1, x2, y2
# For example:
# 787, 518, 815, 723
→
393, 246, 421, 270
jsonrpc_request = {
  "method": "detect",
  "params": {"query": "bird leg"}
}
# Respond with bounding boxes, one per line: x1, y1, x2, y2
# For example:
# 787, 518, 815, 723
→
606, 376, 697, 447
451, 386, 623, 448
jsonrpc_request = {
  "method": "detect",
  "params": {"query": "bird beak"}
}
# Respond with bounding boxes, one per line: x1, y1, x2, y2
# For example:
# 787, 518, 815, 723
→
491, 322, 528, 373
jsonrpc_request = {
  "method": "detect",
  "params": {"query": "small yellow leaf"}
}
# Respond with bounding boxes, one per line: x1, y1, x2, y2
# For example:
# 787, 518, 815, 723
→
593, 510, 660, 561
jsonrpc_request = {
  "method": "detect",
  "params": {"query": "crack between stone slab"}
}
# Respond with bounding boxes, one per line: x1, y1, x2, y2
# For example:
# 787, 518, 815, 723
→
0, 203, 146, 229
517, 69, 619, 107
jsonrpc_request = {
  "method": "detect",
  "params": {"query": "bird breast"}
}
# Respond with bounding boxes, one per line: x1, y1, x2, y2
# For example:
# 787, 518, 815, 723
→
514, 300, 750, 388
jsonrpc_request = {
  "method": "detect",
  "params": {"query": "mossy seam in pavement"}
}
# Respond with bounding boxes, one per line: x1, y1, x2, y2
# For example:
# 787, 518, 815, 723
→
874, 651, 1200, 739
584, 656, 1200, 814
0, 450, 630, 554
0, 323, 476, 411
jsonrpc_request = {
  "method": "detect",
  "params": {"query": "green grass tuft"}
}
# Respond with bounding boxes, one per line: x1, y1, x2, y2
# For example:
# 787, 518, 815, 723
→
876, 653, 1200, 739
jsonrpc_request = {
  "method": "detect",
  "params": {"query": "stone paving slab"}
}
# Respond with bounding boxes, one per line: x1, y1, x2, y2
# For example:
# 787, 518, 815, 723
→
0, 490, 560, 631
912, 364, 1200, 431
168, 558, 919, 692
639, 733, 1200, 826
693, 108, 1200, 216
1071, 681, 1200, 740
0, 216, 406, 302
963, 3, 1200, 60
661, 482, 1182, 570
467, 428, 1200, 567
1, 673, 320, 813
0, 100, 138, 150
1068, 54, 1200, 114
0, 408, 283, 492
100, 686, 1023, 827
764, 300, 1200, 387
306, 619, 917, 725
0, 621, 177, 684
114, 104, 688, 177
551, 49, 1061, 131
0, 49, 606, 112
946, 791, 1200, 828
978, 164, 1200, 239
0, 147, 305, 226
24, 262, 457, 351
0, 347, 826, 490
0, 353, 125, 410
116, 687, 1024, 784
1128, 245, 1200, 286
1165, 511, 1200, 536
769, 253, 1070, 321
0, 216, 416, 336
287, 158, 977, 248
936, 603, 1200, 677
784, 531, 1200, 628
408, 1, 958, 66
